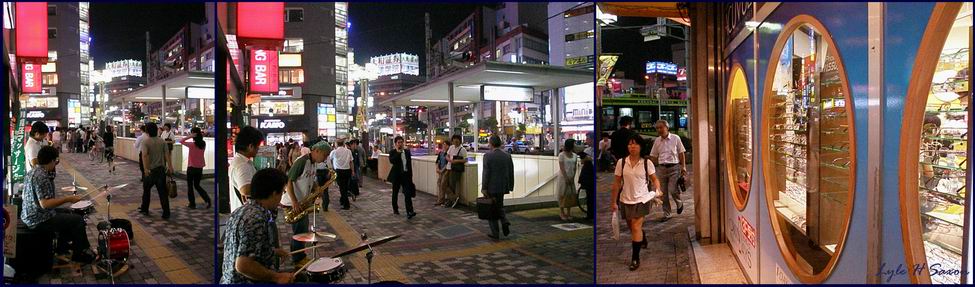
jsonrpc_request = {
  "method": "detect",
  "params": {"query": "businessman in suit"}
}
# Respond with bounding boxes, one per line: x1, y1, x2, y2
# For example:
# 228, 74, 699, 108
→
387, 136, 417, 219
482, 135, 514, 240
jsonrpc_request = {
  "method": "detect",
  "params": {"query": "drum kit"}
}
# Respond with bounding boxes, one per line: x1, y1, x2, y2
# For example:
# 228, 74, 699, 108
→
288, 199, 401, 284
64, 181, 132, 283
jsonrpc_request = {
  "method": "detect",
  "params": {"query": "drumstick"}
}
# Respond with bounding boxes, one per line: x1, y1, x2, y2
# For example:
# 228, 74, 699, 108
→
79, 186, 105, 198
293, 259, 313, 276
288, 244, 324, 255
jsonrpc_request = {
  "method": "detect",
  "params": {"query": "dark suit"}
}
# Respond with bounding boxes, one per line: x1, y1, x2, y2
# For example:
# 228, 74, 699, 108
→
387, 148, 414, 214
482, 148, 514, 237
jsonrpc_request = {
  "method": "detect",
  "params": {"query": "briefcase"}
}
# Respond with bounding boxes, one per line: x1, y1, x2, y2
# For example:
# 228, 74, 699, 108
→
476, 197, 498, 220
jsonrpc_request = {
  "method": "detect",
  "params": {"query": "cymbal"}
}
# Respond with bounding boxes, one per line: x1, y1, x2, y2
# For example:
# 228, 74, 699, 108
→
62, 186, 88, 192
331, 234, 402, 258
292, 232, 338, 243
108, 183, 129, 191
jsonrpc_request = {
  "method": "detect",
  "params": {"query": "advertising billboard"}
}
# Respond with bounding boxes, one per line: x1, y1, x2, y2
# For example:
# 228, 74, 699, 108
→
645, 61, 678, 75
236, 2, 284, 43
15, 2, 48, 61
22, 63, 42, 93
249, 49, 279, 93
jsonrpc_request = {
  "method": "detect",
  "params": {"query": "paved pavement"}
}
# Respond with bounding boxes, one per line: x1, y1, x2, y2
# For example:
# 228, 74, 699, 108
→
28, 152, 215, 284
595, 169, 700, 284
219, 174, 594, 284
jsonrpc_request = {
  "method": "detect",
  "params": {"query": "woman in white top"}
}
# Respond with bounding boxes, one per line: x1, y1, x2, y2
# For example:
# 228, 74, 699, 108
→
557, 139, 579, 221
610, 134, 662, 271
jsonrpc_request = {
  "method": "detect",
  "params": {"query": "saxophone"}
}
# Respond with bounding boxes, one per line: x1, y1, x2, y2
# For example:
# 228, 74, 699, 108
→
284, 168, 337, 224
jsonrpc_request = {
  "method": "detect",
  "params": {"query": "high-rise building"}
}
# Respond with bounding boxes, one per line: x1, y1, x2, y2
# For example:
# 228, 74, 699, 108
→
548, 2, 594, 70
370, 53, 419, 77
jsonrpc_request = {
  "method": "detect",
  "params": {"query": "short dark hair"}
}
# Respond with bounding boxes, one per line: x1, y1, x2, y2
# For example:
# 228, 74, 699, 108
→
36, 145, 59, 165
139, 125, 146, 132
563, 139, 576, 151
249, 168, 288, 199
394, 136, 404, 143
451, 135, 461, 142
30, 121, 49, 136
163, 123, 172, 129
619, 116, 634, 127
489, 135, 503, 148
235, 126, 264, 152
145, 122, 159, 137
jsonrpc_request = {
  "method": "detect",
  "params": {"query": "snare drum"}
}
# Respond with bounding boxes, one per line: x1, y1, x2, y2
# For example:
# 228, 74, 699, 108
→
301, 257, 346, 283
69, 200, 95, 215
98, 228, 130, 261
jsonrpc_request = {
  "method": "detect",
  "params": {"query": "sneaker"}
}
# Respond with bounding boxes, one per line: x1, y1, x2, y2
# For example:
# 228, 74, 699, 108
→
502, 222, 510, 236
407, 212, 417, 219
677, 203, 684, 215
487, 234, 500, 241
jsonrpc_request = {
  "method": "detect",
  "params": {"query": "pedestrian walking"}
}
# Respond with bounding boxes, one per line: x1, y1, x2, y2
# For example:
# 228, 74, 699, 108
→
135, 125, 147, 181
181, 127, 212, 209
611, 133, 662, 271
558, 139, 579, 221
139, 122, 173, 219
353, 139, 367, 188
387, 136, 416, 218
648, 120, 687, 220
610, 116, 636, 161
328, 139, 355, 210
481, 135, 513, 240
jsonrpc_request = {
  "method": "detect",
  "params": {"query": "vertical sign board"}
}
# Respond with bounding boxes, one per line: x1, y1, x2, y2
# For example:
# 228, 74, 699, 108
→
15, 2, 48, 60
4, 205, 18, 258
236, 2, 284, 42
22, 63, 42, 93
249, 49, 278, 93
11, 111, 28, 185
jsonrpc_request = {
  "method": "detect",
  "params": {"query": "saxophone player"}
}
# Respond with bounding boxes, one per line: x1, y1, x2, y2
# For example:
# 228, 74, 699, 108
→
282, 141, 331, 267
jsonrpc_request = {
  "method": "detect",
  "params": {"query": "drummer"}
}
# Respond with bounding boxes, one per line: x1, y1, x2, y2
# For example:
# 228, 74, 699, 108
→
221, 168, 294, 284
21, 146, 99, 264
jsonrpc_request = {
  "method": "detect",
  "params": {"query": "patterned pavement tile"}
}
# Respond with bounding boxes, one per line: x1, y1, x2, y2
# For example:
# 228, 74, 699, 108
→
595, 170, 700, 284
23, 152, 215, 284
218, 173, 594, 284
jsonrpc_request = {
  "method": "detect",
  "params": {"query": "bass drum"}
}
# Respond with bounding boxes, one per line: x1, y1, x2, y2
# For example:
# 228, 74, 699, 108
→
98, 228, 130, 261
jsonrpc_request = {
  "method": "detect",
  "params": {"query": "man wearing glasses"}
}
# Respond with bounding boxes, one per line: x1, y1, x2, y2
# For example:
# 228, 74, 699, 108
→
21, 146, 99, 264
649, 120, 687, 221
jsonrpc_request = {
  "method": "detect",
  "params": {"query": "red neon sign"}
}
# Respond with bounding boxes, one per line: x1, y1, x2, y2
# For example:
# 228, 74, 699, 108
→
22, 64, 42, 93
15, 2, 49, 61
249, 49, 279, 93
236, 2, 284, 42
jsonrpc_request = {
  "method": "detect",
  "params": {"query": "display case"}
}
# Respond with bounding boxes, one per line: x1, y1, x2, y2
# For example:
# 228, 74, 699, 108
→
901, 3, 971, 284
761, 16, 855, 283
725, 64, 753, 210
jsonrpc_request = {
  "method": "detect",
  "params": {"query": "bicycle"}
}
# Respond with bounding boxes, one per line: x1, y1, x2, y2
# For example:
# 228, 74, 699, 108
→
577, 187, 589, 214
104, 146, 116, 174
88, 138, 103, 162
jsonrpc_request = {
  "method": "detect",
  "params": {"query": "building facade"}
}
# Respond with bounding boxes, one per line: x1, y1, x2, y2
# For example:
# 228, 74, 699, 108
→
548, 2, 594, 70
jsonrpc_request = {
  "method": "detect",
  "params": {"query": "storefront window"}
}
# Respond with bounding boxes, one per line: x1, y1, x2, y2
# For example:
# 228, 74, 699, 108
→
725, 65, 752, 210
762, 18, 854, 282
903, 3, 971, 284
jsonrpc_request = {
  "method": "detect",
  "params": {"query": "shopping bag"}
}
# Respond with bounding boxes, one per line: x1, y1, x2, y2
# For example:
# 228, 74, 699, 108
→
611, 210, 620, 240
167, 176, 178, 198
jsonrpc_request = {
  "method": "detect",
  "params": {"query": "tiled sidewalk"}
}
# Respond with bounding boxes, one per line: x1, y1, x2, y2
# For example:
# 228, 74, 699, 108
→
218, 173, 594, 284
29, 152, 215, 284
595, 170, 700, 284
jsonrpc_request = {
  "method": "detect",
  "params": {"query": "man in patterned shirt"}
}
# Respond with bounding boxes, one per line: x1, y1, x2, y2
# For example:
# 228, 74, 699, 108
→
21, 146, 98, 264
221, 168, 294, 284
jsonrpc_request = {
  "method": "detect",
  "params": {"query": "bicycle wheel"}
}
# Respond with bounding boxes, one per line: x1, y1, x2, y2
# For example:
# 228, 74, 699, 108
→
577, 187, 588, 214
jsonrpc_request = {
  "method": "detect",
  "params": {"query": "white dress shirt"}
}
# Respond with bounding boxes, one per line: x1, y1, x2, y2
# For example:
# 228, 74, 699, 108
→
229, 153, 257, 213
134, 133, 147, 153
649, 133, 686, 165
446, 145, 467, 171
25, 137, 46, 173
329, 146, 353, 170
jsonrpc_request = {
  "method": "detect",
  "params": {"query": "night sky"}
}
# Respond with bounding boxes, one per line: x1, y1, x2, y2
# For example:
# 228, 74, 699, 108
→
89, 3, 205, 68
348, 3, 489, 71
600, 17, 683, 82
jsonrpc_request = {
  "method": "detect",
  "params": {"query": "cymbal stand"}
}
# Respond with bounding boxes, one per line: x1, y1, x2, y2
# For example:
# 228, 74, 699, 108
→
362, 233, 374, 284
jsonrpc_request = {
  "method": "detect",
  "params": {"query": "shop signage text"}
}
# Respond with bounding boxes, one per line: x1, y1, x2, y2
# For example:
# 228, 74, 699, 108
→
722, 2, 754, 44
482, 85, 533, 102
249, 49, 279, 93
22, 63, 42, 93
259, 119, 286, 129
566, 55, 594, 67
646, 61, 678, 75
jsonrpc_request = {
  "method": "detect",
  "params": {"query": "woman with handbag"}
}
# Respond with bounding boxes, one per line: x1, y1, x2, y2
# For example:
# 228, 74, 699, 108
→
557, 139, 579, 221
610, 133, 662, 271
181, 127, 212, 209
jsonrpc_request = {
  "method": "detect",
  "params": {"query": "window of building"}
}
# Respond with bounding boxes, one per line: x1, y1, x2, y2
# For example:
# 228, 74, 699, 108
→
279, 68, 304, 84
285, 8, 303, 22
42, 73, 58, 86
525, 38, 548, 53
283, 38, 303, 53
48, 28, 56, 39
47, 5, 56, 16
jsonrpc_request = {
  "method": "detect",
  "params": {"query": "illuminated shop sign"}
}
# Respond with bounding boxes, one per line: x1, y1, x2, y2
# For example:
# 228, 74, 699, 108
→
15, 2, 48, 60
249, 49, 279, 93
645, 61, 678, 75
481, 85, 533, 102
236, 2, 284, 42
22, 63, 42, 93
259, 119, 286, 129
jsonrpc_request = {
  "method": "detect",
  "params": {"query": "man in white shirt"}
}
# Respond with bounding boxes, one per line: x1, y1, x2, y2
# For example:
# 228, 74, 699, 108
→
229, 126, 263, 213
78, 127, 87, 153
25, 121, 50, 174
135, 125, 148, 181
444, 135, 467, 207
161, 123, 176, 152
327, 139, 355, 210
648, 120, 687, 220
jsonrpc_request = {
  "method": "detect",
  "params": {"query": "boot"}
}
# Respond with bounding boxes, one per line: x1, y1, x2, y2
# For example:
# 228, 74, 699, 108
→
629, 241, 642, 271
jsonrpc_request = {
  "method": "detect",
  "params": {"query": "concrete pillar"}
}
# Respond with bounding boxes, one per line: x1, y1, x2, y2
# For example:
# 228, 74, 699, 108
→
447, 82, 455, 138
552, 88, 561, 156
391, 103, 398, 138
161, 84, 167, 125
472, 102, 479, 153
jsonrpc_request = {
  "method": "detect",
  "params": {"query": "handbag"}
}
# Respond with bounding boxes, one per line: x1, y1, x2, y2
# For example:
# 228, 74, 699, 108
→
611, 210, 621, 240
167, 175, 178, 198
451, 155, 466, 172
476, 196, 499, 220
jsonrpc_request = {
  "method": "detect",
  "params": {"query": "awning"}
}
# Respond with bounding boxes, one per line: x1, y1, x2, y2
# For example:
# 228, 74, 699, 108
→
110, 71, 215, 103
597, 2, 691, 26
379, 61, 592, 107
